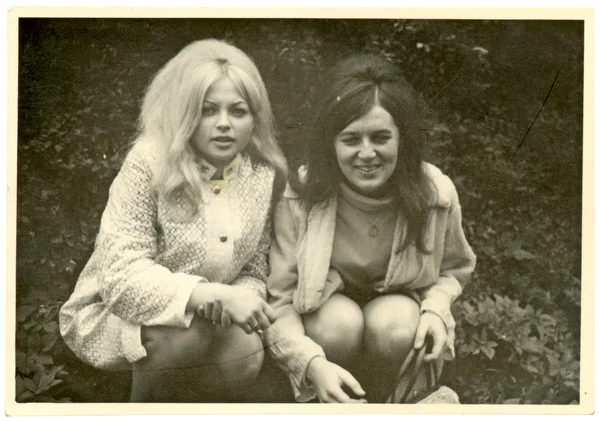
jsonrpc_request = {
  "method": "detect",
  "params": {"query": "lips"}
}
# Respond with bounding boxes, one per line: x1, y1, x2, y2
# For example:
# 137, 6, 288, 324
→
354, 164, 382, 173
211, 136, 235, 144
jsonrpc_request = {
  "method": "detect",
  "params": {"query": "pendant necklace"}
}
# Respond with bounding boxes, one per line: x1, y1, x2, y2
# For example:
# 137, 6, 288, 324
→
357, 209, 393, 237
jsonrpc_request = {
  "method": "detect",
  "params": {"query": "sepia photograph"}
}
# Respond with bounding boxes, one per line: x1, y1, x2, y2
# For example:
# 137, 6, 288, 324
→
6, 6, 593, 415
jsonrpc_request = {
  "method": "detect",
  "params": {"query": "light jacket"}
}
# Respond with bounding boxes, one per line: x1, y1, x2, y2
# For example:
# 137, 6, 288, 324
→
263, 162, 476, 401
59, 141, 275, 370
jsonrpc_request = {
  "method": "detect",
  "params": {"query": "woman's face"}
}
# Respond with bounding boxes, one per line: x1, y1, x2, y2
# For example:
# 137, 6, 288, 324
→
334, 106, 399, 197
193, 76, 254, 170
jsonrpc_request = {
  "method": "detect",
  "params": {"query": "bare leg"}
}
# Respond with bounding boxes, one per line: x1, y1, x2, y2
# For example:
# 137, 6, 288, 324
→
360, 294, 421, 402
130, 316, 264, 403
302, 293, 364, 366
206, 324, 265, 402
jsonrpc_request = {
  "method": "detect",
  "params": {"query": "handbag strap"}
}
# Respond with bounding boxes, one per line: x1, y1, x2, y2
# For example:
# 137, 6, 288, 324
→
390, 337, 438, 403
399, 345, 428, 403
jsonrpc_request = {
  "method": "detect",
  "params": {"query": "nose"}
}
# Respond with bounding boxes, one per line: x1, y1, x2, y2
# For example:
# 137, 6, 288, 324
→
357, 139, 376, 160
216, 111, 231, 132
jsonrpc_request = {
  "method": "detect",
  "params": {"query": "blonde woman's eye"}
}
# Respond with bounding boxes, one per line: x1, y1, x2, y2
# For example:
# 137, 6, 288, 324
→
230, 108, 248, 118
202, 107, 216, 116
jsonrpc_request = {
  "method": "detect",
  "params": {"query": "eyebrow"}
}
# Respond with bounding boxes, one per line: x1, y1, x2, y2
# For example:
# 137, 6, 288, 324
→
338, 129, 392, 136
203, 100, 248, 107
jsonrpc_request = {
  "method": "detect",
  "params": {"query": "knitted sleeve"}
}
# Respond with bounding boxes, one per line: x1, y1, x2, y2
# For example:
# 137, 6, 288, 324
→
95, 144, 204, 327
264, 194, 326, 401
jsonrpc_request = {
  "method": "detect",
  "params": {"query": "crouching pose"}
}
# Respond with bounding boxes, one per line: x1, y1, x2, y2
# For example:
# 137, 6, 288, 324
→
263, 54, 476, 403
60, 39, 288, 402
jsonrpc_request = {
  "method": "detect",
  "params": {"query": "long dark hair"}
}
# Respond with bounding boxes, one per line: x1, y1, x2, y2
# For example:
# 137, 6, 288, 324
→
298, 54, 436, 253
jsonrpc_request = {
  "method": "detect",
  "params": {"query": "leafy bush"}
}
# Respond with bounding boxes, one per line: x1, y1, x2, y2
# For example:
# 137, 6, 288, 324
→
16, 303, 70, 402
452, 294, 579, 404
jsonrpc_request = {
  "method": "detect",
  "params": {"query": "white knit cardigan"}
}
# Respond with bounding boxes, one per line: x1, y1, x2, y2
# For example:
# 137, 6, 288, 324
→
59, 141, 275, 370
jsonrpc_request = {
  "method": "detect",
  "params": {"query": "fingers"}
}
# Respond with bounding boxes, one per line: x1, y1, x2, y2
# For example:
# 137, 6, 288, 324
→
262, 303, 277, 324
326, 388, 353, 403
221, 308, 232, 328
204, 301, 214, 322
240, 324, 254, 334
425, 328, 447, 362
239, 317, 256, 335
413, 319, 428, 349
323, 386, 367, 403
338, 370, 366, 398
318, 367, 367, 403
255, 310, 272, 331
211, 300, 223, 322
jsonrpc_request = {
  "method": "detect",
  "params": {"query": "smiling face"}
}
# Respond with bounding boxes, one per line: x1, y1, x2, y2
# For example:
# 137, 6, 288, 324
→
334, 106, 400, 197
192, 75, 254, 170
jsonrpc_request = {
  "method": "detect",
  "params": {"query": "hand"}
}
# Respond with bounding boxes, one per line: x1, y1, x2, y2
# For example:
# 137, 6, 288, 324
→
188, 284, 276, 334
306, 357, 367, 403
216, 286, 276, 334
414, 311, 448, 362
197, 300, 232, 328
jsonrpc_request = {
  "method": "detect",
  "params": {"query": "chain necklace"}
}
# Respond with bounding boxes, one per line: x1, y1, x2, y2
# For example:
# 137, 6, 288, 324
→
356, 209, 394, 237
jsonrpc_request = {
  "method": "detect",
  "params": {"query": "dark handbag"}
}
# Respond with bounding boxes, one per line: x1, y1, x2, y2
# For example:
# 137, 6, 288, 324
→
387, 340, 460, 404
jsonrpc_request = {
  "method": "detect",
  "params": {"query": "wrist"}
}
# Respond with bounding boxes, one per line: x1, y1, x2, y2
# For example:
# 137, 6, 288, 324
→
306, 355, 327, 382
186, 283, 231, 312
421, 310, 448, 331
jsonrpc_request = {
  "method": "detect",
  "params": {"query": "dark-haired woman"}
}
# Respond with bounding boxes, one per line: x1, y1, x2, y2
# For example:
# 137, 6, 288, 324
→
263, 54, 476, 403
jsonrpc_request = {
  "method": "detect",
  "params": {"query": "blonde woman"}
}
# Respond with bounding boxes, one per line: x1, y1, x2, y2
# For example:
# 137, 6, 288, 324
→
59, 39, 288, 402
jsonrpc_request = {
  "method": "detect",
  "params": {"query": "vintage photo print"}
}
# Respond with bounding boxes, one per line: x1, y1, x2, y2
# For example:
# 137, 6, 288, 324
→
5, 6, 594, 416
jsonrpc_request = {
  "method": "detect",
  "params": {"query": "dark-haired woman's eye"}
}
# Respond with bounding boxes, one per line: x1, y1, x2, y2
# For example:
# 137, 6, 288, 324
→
339, 136, 360, 146
372, 134, 391, 144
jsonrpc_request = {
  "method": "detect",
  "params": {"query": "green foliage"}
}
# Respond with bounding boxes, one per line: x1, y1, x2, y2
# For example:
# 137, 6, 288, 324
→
16, 303, 71, 402
453, 294, 579, 404
16, 19, 582, 404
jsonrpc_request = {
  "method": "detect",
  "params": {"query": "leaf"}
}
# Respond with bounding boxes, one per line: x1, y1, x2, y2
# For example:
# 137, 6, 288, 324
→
41, 333, 59, 352
47, 365, 64, 378
38, 372, 55, 391
521, 338, 545, 354
22, 319, 39, 331
17, 391, 35, 402
23, 377, 38, 393
512, 249, 536, 261
16, 305, 37, 323
33, 369, 43, 385
503, 398, 521, 404
16, 350, 28, 372
37, 354, 53, 365
15, 375, 25, 394
431, 123, 451, 134
481, 344, 496, 360
43, 321, 59, 333
546, 352, 561, 377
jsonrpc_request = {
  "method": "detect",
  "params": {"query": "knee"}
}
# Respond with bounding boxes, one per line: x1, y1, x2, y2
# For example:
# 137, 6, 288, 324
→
363, 295, 420, 360
141, 316, 215, 369
216, 328, 265, 386
303, 293, 364, 362
235, 346, 264, 384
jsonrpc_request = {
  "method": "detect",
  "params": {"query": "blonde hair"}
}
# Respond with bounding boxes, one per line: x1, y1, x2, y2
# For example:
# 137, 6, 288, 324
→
136, 39, 287, 214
